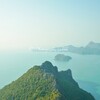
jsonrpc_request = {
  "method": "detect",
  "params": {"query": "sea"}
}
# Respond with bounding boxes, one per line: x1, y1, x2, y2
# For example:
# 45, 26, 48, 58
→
0, 50, 100, 99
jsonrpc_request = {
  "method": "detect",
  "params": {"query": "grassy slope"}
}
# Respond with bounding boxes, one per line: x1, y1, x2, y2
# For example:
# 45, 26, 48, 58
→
0, 66, 61, 100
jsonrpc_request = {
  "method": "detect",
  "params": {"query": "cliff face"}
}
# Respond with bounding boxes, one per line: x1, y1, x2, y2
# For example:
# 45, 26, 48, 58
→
0, 61, 95, 100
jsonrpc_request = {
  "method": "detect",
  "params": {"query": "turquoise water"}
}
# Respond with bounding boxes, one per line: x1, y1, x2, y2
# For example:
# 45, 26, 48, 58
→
0, 51, 100, 99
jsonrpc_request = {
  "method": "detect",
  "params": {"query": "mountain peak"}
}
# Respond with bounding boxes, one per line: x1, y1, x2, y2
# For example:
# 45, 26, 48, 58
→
41, 61, 58, 74
41, 61, 53, 68
89, 41, 95, 44
86, 41, 100, 49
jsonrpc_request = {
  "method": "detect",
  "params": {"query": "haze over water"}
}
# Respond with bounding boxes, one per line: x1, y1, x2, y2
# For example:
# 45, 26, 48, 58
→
0, 0, 100, 99
0, 0, 100, 51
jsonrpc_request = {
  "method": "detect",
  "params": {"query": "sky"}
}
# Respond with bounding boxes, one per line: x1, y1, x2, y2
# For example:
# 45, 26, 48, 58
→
0, 0, 100, 50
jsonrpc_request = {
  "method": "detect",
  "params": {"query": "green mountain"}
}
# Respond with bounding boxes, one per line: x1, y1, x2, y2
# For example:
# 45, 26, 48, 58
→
0, 61, 95, 100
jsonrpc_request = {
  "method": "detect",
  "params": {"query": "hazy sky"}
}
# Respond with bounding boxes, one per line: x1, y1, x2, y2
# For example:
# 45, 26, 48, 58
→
0, 0, 100, 50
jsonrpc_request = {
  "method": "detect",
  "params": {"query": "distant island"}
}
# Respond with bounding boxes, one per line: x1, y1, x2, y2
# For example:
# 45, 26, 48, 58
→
32, 41, 100, 55
53, 41, 100, 55
66, 41, 100, 55
0, 61, 95, 100
54, 54, 72, 62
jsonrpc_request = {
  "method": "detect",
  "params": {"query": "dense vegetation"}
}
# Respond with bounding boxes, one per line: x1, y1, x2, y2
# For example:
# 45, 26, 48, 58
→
0, 61, 95, 100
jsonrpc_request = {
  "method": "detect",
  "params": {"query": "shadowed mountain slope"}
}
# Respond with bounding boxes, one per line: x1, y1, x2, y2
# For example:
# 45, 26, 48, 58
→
0, 61, 95, 100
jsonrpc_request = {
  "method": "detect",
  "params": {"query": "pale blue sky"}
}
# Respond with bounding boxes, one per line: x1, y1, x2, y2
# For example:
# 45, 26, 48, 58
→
0, 0, 100, 50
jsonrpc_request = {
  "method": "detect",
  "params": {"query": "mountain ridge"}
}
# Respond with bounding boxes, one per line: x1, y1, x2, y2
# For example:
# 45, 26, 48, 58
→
0, 61, 95, 100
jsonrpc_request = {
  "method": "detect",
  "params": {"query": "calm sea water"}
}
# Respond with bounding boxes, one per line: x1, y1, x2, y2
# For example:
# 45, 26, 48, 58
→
0, 51, 100, 99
